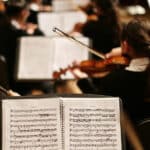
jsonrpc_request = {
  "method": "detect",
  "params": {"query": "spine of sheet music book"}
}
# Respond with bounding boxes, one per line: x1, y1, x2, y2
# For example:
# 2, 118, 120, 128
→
60, 99, 65, 150
1, 96, 123, 150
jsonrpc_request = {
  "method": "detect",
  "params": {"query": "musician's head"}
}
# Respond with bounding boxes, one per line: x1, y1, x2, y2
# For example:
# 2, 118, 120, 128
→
6, 0, 29, 22
92, 0, 116, 16
121, 18, 150, 58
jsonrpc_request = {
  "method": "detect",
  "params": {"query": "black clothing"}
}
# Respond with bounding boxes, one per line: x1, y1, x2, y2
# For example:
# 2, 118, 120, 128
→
0, 85, 8, 99
27, 10, 38, 24
0, 23, 43, 76
81, 16, 120, 59
119, 0, 149, 8
0, 23, 27, 85
0, 55, 9, 89
42, 0, 52, 5
78, 69, 149, 121
0, 14, 48, 94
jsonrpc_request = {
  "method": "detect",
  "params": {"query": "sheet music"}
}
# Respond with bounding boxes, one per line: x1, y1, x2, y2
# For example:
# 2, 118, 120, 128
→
38, 12, 63, 36
16, 36, 90, 80
63, 11, 87, 33
38, 11, 87, 36
2, 98, 62, 150
73, 0, 90, 6
52, 37, 90, 79
62, 97, 122, 150
52, 0, 75, 12
17, 37, 54, 80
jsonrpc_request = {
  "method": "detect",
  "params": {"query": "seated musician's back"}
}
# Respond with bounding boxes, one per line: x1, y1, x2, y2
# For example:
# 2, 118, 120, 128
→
77, 18, 150, 122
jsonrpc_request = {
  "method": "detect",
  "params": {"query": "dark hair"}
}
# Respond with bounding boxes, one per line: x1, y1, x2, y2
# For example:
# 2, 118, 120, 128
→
93, 0, 115, 13
0, 12, 10, 27
121, 18, 150, 56
93, 0, 118, 20
93, 0, 121, 43
6, 0, 27, 18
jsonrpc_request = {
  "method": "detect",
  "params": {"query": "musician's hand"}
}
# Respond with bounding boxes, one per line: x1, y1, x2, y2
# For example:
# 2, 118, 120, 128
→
25, 23, 38, 34
31, 89, 44, 95
87, 14, 98, 21
73, 23, 84, 33
7, 90, 20, 96
105, 47, 122, 58
69, 68, 88, 79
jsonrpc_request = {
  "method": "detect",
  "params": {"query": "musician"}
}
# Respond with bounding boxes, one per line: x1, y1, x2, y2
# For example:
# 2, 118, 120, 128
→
6, 0, 44, 35
72, 0, 121, 59
77, 18, 150, 122
0, 1, 51, 95
27, 0, 52, 24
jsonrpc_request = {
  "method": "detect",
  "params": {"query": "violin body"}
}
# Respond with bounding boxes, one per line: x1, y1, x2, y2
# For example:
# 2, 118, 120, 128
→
79, 56, 129, 72
53, 56, 130, 79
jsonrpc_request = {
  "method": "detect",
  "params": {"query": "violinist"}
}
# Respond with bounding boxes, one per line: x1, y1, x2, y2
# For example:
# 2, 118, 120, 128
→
72, 0, 121, 59
77, 18, 150, 122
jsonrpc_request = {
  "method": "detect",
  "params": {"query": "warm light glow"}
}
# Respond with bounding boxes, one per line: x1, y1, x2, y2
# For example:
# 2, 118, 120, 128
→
148, 0, 150, 8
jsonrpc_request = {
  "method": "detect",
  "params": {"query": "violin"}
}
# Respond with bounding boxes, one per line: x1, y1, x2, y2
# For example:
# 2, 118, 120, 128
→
52, 28, 130, 79
80, 56, 129, 72
53, 56, 130, 79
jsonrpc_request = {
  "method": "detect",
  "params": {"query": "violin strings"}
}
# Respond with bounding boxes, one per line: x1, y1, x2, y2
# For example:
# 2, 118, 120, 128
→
52, 27, 106, 60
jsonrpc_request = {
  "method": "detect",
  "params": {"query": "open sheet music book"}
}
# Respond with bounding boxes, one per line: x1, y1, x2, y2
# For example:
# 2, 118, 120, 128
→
16, 36, 90, 81
2, 95, 124, 150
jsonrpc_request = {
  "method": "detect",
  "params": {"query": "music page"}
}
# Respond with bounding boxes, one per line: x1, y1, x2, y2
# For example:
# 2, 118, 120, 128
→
52, 37, 89, 79
62, 97, 122, 150
38, 11, 86, 36
17, 37, 54, 80
38, 12, 63, 36
73, 0, 90, 6
2, 98, 62, 150
63, 11, 87, 33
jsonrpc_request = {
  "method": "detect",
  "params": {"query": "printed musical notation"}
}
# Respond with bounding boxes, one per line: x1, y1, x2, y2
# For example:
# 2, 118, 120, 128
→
3, 98, 62, 150
63, 98, 122, 150
2, 97, 122, 150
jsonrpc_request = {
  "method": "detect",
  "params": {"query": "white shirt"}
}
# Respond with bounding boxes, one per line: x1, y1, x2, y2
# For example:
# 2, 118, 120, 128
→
11, 19, 34, 35
11, 20, 21, 29
125, 57, 150, 72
